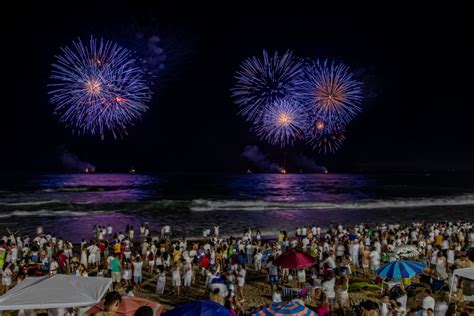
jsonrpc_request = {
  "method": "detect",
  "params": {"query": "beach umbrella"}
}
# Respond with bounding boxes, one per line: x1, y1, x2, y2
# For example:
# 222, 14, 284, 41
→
394, 245, 420, 258
272, 250, 315, 269
209, 283, 228, 297
376, 260, 425, 280
163, 299, 232, 316
87, 296, 163, 316
211, 277, 225, 284
252, 302, 316, 316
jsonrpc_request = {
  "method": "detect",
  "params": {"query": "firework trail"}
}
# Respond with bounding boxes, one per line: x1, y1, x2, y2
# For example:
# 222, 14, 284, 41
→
231, 50, 305, 122
49, 36, 152, 139
255, 98, 307, 148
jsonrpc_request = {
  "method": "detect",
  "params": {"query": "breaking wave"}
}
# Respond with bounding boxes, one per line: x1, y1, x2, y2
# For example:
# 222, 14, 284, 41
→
190, 194, 474, 211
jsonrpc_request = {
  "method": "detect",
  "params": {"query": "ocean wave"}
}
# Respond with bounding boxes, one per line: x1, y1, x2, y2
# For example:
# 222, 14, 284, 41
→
0, 209, 109, 218
41, 185, 132, 193
0, 199, 64, 206
190, 194, 474, 211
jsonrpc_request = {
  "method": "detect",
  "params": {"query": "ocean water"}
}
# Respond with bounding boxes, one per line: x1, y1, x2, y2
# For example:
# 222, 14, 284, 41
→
0, 172, 473, 242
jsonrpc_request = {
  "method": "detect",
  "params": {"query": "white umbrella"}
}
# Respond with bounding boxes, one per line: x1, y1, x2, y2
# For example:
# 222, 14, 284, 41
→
394, 245, 420, 258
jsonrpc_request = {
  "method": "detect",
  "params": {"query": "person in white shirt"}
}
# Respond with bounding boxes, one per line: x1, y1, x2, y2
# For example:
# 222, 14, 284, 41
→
379, 294, 391, 316
254, 250, 263, 274
447, 246, 455, 269
297, 269, 306, 288
183, 261, 192, 289
369, 247, 381, 273
434, 296, 448, 316
132, 256, 143, 290
161, 225, 171, 239
50, 258, 59, 275
374, 240, 382, 254
350, 240, 360, 268
156, 268, 166, 295
172, 264, 181, 296
2, 263, 13, 292
322, 274, 336, 307
301, 226, 307, 237
395, 288, 407, 313
302, 237, 310, 251
237, 265, 246, 302
422, 289, 436, 314
246, 243, 253, 264
296, 227, 302, 239
272, 290, 282, 303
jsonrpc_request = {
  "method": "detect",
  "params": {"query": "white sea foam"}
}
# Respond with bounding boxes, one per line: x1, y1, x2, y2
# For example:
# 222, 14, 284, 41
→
0, 209, 108, 217
0, 199, 63, 206
190, 194, 474, 211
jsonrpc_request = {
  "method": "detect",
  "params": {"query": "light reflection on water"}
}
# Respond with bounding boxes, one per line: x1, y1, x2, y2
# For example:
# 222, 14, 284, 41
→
0, 172, 473, 242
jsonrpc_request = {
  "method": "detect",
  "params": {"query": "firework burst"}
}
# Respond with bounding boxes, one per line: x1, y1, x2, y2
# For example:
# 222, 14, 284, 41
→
255, 99, 307, 148
48, 36, 152, 139
307, 122, 346, 155
231, 50, 305, 122
302, 59, 363, 124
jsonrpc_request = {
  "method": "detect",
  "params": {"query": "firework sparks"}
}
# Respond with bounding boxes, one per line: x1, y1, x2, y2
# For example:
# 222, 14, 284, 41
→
48, 36, 152, 139
231, 50, 305, 122
255, 99, 307, 148
302, 59, 363, 124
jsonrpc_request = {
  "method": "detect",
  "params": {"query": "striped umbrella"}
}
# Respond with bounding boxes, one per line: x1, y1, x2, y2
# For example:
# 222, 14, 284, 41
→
376, 260, 425, 279
252, 302, 316, 316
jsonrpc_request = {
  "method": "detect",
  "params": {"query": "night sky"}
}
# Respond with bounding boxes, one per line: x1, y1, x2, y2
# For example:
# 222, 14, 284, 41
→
5, 7, 474, 173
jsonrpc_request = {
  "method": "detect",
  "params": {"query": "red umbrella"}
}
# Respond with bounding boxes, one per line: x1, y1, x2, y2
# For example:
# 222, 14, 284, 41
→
272, 250, 316, 269
86, 296, 164, 316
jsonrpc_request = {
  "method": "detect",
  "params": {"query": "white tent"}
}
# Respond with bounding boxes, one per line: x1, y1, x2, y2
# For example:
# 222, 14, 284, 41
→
0, 275, 112, 310
449, 267, 474, 300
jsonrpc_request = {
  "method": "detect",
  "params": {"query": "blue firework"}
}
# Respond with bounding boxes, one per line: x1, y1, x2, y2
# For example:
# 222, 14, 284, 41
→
231, 50, 305, 122
256, 99, 307, 148
48, 36, 152, 139
301, 59, 363, 124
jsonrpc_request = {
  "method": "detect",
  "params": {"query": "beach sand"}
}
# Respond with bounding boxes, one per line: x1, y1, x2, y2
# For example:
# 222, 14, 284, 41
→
106, 265, 448, 313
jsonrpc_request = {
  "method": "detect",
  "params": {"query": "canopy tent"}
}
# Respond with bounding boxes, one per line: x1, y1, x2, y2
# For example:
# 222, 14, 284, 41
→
0, 275, 112, 310
449, 267, 474, 300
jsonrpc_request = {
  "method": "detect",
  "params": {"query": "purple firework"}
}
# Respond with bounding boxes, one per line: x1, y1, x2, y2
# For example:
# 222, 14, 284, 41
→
48, 36, 152, 139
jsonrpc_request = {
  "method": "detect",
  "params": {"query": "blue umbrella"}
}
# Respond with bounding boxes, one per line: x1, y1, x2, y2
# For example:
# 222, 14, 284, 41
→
376, 260, 425, 279
252, 302, 317, 315
211, 277, 225, 284
163, 300, 232, 316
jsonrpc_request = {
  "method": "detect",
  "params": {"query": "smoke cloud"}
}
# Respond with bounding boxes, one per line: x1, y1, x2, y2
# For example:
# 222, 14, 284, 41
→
58, 147, 95, 172
289, 153, 326, 173
241, 145, 280, 172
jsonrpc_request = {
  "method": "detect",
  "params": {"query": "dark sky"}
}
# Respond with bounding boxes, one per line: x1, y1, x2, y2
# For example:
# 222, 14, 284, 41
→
4, 7, 474, 173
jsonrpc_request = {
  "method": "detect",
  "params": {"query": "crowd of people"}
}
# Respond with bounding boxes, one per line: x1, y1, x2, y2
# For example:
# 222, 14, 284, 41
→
1, 220, 473, 315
